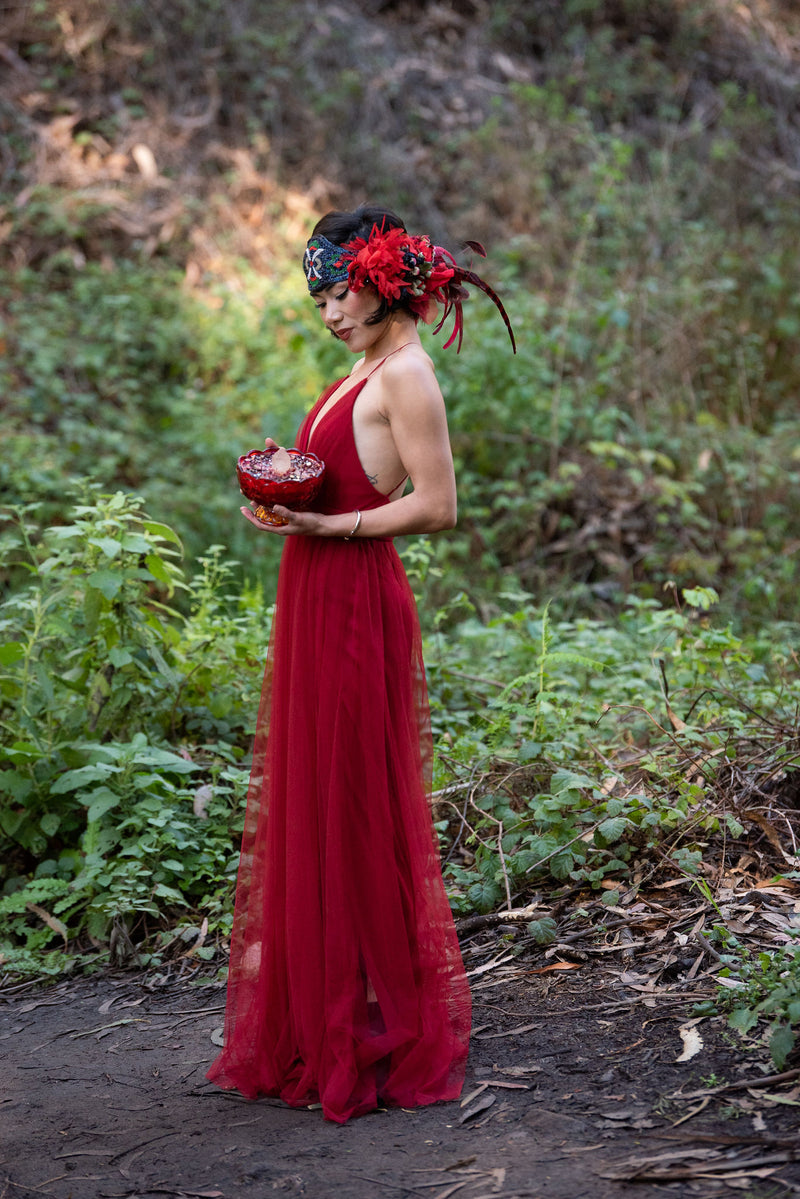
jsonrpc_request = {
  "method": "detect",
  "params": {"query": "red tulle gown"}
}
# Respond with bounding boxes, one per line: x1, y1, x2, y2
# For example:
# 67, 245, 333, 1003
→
206, 360, 472, 1123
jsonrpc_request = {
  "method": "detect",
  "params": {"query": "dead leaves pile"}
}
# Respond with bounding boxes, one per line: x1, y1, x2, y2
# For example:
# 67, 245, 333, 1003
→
458, 872, 800, 1008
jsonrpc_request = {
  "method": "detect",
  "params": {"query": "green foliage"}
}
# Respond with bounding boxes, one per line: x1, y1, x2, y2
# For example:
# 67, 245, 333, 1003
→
2, 490, 799, 980
0, 258, 332, 591
426, 586, 800, 912
0, 495, 265, 974
3, 0, 800, 1031
3, 0, 800, 627
1, 491, 184, 762
527, 916, 558, 946
433, 113, 800, 621
711, 933, 800, 1070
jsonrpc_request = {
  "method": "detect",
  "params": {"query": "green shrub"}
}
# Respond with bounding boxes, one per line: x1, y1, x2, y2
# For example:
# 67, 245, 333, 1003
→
0, 493, 266, 972
710, 934, 800, 1070
423, 587, 800, 912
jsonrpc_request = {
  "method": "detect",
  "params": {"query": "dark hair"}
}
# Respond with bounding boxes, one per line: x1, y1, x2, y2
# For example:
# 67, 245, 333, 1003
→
312, 203, 406, 244
311, 204, 409, 326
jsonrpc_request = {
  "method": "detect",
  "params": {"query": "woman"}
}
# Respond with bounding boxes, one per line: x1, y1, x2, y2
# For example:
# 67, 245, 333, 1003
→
207, 204, 515, 1123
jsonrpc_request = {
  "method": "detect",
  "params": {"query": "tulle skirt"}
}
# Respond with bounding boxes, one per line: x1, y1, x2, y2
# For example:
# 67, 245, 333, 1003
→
206, 535, 471, 1122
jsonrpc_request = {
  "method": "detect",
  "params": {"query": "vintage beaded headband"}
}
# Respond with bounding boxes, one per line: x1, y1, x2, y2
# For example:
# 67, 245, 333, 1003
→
303, 222, 516, 353
303, 235, 350, 292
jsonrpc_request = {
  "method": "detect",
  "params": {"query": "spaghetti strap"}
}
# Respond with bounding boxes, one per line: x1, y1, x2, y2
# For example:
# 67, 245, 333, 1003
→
304, 342, 415, 448
363, 341, 414, 379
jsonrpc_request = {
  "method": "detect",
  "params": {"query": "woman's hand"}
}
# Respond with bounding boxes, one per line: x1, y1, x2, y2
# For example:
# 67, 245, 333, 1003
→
240, 503, 322, 536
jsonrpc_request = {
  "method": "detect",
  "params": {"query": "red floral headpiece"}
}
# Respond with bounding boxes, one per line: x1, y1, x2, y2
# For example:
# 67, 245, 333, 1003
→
336, 223, 516, 353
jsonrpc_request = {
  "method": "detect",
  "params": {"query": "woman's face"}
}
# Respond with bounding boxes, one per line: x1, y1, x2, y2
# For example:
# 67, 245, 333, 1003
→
312, 284, 387, 352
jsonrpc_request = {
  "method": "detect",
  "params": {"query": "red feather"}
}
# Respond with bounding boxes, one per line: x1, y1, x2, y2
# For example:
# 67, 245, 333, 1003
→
433, 265, 516, 354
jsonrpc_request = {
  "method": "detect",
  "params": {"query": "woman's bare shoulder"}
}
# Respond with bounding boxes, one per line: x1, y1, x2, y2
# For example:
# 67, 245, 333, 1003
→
381, 343, 438, 390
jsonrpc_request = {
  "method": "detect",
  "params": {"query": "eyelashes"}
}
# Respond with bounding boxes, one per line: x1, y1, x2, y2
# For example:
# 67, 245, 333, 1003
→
314, 289, 348, 312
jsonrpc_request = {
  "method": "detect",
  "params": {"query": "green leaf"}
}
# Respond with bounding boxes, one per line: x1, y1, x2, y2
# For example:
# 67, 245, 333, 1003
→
142, 521, 182, 547
86, 909, 109, 940
550, 852, 575, 880
527, 916, 558, 945
597, 816, 628, 843
33, 660, 55, 705
85, 788, 121, 823
725, 814, 745, 838
0, 641, 25, 666
467, 879, 502, 912
682, 586, 720, 611
148, 644, 179, 684
769, 1023, 795, 1071
128, 746, 196, 773
120, 533, 154, 555
728, 1006, 759, 1033
0, 770, 34, 801
88, 537, 122, 559
39, 812, 61, 837
87, 569, 123, 600
50, 764, 121, 794
83, 584, 103, 632
144, 553, 173, 588
550, 768, 595, 796
5, 741, 42, 762
152, 882, 187, 904
47, 524, 82, 541
0, 808, 28, 839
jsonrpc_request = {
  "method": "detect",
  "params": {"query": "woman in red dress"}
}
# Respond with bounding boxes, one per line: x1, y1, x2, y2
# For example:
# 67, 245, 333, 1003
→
207, 205, 515, 1123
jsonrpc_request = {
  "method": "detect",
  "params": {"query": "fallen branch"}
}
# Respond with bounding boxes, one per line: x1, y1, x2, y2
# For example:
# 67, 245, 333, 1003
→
455, 902, 542, 934
603, 1148, 800, 1182
671, 1066, 800, 1101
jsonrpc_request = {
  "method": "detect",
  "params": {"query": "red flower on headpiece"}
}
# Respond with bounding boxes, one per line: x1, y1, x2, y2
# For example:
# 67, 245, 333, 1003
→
346, 226, 408, 299
336, 222, 516, 353
339, 224, 456, 316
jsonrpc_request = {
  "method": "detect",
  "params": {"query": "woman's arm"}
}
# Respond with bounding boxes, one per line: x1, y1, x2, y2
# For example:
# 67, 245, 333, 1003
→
242, 354, 457, 539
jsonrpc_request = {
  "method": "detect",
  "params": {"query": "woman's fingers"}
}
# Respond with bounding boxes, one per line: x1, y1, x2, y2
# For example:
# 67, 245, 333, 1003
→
241, 505, 280, 530
240, 504, 297, 534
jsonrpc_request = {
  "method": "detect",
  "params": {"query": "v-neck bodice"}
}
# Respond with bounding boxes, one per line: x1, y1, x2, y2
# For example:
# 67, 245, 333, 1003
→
296, 374, 394, 518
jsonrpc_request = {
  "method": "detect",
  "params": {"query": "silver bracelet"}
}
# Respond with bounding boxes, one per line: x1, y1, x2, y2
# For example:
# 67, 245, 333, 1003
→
343, 509, 362, 540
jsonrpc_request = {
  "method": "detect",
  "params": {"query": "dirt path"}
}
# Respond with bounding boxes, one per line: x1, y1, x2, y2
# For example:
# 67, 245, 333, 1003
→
3, 958, 799, 1199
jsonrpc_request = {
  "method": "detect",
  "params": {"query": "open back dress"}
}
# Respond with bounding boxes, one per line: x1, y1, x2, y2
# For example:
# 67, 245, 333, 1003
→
206, 361, 472, 1123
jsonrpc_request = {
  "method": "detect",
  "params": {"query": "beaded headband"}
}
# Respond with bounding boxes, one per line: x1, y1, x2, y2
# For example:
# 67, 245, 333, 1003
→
303, 221, 516, 353
303, 235, 350, 292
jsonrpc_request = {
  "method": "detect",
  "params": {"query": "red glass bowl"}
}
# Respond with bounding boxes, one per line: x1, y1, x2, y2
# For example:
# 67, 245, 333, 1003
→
236, 448, 325, 526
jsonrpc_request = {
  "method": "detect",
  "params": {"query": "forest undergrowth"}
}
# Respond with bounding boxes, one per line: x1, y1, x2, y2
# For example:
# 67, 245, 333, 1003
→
1, 494, 799, 1064
2, 0, 800, 1067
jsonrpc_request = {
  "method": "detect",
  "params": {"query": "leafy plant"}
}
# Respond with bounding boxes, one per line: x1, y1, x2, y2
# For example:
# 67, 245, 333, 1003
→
712, 933, 800, 1070
0, 494, 259, 972
428, 586, 800, 912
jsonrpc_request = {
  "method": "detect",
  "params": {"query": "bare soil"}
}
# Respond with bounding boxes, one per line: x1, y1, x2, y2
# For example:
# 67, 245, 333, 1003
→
3, 942, 800, 1199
